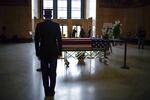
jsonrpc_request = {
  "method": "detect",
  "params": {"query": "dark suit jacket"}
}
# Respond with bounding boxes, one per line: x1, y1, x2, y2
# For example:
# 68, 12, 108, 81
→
34, 20, 62, 62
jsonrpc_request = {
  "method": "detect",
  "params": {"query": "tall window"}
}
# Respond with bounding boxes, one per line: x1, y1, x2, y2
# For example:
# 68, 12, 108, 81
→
71, 0, 81, 19
43, 0, 82, 19
58, 0, 67, 19
43, 0, 53, 9
86, 0, 96, 37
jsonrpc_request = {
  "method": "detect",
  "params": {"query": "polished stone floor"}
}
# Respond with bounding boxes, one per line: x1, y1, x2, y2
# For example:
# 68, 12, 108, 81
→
0, 43, 150, 100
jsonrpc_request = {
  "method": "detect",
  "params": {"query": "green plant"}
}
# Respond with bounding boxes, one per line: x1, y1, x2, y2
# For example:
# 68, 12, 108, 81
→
112, 20, 121, 39
76, 52, 85, 59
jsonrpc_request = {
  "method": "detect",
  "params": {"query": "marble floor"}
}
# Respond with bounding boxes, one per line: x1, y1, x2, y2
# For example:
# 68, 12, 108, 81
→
0, 43, 150, 100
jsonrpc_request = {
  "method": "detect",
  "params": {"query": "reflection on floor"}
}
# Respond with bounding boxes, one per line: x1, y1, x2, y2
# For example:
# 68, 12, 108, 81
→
0, 43, 150, 100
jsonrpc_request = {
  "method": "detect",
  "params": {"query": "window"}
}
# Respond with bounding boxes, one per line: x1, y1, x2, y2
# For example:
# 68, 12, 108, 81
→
58, 0, 67, 19
71, 0, 81, 19
43, 0, 53, 9
42, 0, 82, 19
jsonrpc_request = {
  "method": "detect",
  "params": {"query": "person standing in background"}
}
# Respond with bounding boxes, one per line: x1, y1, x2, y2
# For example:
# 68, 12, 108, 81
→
137, 26, 146, 49
80, 27, 86, 38
72, 27, 77, 38
0, 26, 7, 43
88, 28, 92, 37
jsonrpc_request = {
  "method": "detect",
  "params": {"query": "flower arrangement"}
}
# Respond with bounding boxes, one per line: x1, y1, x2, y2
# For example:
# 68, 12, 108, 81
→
101, 20, 122, 39
76, 52, 85, 59
76, 52, 85, 64
112, 20, 121, 39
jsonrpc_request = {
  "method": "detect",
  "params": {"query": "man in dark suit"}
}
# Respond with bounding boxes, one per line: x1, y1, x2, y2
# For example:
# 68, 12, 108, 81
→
137, 26, 146, 49
34, 9, 62, 97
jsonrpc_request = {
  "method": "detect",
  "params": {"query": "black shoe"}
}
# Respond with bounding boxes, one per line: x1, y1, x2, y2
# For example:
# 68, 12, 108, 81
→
45, 91, 55, 97
36, 68, 42, 72
49, 91, 55, 96
44, 96, 54, 100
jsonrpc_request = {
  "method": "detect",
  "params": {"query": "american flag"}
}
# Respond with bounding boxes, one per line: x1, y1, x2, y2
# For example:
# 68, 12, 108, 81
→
91, 38, 109, 50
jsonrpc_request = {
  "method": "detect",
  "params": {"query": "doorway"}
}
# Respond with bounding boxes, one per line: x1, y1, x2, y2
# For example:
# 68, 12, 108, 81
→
60, 25, 68, 38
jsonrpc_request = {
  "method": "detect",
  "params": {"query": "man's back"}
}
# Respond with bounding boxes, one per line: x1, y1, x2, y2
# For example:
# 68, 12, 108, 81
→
35, 20, 62, 61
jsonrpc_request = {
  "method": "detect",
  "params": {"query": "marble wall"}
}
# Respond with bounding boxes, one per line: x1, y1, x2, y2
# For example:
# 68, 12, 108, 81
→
96, 0, 150, 40
0, 0, 32, 39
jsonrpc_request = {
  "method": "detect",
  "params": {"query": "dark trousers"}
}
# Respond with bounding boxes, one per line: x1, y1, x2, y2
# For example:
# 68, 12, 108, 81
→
138, 38, 145, 49
40, 59, 57, 95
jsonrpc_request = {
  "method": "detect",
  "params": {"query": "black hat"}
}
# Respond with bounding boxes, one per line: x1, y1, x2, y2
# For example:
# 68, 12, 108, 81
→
44, 9, 52, 18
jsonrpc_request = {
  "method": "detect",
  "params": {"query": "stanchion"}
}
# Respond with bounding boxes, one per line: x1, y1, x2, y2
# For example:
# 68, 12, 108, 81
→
121, 39, 129, 69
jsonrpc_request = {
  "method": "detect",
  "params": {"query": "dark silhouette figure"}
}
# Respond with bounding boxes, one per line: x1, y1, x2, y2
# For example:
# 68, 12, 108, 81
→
34, 9, 62, 97
80, 28, 86, 38
72, 27, 77, 38
0, 26, 7, 43
88, 28, 92, 37
137, 27, 146, 49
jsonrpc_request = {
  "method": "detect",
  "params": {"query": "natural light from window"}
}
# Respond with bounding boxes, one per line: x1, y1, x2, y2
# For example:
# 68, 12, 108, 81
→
58, 0, 67, 19
71, 0, 81, 19
43, 0, 53, 9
